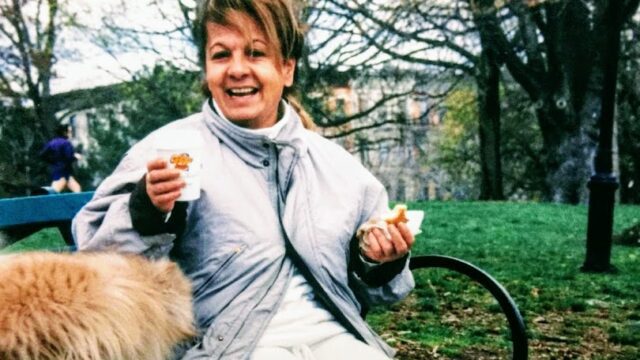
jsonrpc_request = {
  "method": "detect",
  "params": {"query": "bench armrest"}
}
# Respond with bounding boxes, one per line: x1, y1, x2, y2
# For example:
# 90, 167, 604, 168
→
410, 255, 528, 360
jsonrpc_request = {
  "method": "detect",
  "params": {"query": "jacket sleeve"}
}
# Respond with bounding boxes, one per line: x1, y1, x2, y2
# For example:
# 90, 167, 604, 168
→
348, 181, 415, 308
129, 175, 187, 236
71, 140, 179, 259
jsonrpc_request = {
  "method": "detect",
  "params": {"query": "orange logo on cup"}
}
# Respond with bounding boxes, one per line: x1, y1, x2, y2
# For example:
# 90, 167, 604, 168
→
170, 153, 193, 171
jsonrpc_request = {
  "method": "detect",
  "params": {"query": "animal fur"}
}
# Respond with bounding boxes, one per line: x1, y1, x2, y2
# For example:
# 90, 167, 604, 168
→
0, 251, 195, 360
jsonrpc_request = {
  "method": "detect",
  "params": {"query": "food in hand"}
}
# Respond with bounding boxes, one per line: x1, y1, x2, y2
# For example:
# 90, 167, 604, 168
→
384, 204, 409, 225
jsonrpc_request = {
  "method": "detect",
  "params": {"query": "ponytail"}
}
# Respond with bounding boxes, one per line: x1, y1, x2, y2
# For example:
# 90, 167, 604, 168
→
285, 95, 315, 130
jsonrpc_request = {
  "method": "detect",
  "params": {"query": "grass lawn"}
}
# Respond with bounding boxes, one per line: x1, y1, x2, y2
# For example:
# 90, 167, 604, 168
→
369, 201, 640, 359
2, 201, 639, 359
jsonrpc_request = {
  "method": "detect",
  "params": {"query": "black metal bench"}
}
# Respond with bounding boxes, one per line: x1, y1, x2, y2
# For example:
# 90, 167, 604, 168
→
409, 255, 528, 359
0, 192, 528, 359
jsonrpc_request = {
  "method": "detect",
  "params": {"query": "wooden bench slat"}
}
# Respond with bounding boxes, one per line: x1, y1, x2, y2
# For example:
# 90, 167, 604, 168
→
0, 192, 94, 228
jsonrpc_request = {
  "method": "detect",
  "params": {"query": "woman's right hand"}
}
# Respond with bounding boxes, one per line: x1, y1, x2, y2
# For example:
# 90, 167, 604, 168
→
145, 158, 185, 213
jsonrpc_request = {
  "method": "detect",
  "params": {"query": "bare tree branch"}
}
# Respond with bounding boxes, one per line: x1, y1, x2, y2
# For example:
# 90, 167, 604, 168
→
313, 89, 415, 127
325, 119, 402, 139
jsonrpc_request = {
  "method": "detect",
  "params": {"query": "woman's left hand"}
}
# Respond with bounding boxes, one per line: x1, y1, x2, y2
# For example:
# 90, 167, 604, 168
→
360, 223, 414, 263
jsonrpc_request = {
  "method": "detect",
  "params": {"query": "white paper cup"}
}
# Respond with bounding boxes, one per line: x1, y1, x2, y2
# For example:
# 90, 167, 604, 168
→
155, 130, 204, 201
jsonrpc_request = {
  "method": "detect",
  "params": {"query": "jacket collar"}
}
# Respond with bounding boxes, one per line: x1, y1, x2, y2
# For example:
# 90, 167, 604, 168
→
201, 98, 308, 169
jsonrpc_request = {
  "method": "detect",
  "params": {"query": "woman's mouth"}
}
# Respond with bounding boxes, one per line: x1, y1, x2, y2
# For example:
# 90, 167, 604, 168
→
226, 87, 259, 97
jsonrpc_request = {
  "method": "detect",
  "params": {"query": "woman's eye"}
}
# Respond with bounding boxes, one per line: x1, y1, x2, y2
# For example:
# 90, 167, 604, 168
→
248, 49, 266, 58
211, 51, 230, 60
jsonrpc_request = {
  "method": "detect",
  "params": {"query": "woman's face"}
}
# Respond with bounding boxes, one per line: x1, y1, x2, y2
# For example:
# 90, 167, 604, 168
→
205, 13, 296, 129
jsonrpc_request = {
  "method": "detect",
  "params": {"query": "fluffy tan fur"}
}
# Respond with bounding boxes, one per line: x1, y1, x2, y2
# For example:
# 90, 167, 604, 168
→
0, 251, 195, 360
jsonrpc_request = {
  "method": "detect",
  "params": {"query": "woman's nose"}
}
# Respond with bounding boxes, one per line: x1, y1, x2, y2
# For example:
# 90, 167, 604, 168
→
228, 54, 249, 78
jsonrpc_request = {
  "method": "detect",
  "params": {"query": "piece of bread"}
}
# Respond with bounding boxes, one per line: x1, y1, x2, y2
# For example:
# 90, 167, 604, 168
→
384, 204, 409, 225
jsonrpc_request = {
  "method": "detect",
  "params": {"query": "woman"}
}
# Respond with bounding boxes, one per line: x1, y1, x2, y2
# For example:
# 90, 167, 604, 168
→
40, 124, 82, 193
72, 0, 415, 359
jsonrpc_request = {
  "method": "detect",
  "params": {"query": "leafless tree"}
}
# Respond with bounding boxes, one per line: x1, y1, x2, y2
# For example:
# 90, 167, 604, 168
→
0, 0, 63, 134
317, 0, 507, 199
0, 0, 72, 193
474, 0, 640, 203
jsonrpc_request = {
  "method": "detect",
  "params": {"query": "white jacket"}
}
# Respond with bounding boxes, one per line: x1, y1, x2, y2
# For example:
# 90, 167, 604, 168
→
72, 100, 415, 359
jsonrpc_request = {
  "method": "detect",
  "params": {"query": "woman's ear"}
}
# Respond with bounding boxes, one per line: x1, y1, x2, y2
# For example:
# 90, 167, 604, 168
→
282, 59, 296, 87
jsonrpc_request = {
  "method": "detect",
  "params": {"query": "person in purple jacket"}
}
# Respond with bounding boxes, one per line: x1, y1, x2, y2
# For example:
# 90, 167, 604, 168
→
40, 124, 82, 193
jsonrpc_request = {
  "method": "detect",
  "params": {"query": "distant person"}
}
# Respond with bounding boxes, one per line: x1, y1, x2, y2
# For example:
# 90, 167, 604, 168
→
40, 124, 82, 193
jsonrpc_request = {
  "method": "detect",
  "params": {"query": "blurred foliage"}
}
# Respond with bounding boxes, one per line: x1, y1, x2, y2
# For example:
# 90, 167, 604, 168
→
617, 20, 640, 205
0, 105, 50, 197
79, 63, 203, 186
433, 84, 545, 200
434, 88, 481, 199
499, 85, 546, 200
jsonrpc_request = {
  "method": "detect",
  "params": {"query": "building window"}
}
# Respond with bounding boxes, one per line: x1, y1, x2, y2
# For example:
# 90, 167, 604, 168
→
336, 98, 345, 116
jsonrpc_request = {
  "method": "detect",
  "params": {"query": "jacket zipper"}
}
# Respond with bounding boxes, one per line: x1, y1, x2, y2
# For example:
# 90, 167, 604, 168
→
274, 176, 365, 343
272, 142, 365, 342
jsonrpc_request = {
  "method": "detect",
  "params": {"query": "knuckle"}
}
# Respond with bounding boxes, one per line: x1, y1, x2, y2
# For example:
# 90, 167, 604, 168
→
381, 244, 392, 255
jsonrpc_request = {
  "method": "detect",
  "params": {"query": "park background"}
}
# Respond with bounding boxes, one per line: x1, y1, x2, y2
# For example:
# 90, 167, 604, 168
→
0, 0, 639, 359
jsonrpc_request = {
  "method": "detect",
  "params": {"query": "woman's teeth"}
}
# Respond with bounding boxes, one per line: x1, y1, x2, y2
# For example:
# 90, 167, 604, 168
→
227, 88, 257, 96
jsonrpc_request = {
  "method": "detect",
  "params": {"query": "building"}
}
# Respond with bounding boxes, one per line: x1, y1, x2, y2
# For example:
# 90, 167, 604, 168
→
315, 68, 450, 201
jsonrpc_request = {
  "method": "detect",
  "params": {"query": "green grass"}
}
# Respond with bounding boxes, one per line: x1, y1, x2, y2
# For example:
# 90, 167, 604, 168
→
0, 228, 69, 253
369, 201, 640, 359
3, 201, 639, 359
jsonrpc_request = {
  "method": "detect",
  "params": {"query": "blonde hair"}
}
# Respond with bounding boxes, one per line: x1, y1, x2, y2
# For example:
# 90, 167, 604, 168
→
196, 0, 315, 128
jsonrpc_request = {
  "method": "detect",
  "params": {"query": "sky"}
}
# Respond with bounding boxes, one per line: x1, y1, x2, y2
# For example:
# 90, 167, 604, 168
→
47, 0, 467, 94
51, 0, 197, 94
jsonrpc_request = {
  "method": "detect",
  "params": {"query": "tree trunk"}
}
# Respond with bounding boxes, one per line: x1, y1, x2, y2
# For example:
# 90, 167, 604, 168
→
476, 49, 504, 200
616, 51, 640, 204
536, 103, 595, 204
521, 0, 599, 203
472, 0, 504, 201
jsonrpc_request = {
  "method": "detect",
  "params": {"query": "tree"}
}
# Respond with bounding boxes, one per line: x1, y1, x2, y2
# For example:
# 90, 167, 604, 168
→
318, 0, 507, 200
617, 15, 640, 204
81, 63, 202, 185
477, 0, 640, 203
472, 0, 505, 200
434, 84, 544, 200
0, 104, 46, 195
0, 0, 71, 194
0, 0, 64, 135
90, 0, 456, 130
78, 0, 457, 201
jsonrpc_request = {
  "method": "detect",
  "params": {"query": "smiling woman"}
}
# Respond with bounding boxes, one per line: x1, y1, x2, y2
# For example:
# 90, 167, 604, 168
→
195, 0, 312, 130
203, 17, 296, 129
72, 1, 416, 359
